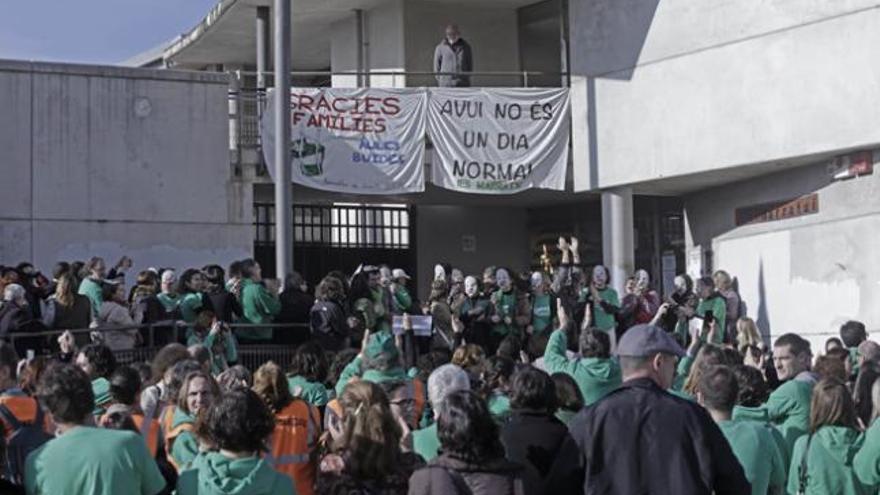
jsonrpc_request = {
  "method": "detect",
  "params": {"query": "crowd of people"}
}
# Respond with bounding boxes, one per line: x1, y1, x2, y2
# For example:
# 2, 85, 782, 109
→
0, 237, 879, 494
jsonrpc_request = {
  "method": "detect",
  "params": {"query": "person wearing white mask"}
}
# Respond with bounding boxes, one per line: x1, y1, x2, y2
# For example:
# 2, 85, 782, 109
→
433, 24, 473, 87
456, 276, 491, 348
582, 265, 619, 348
489, 268, 528, 351
619, 269, 661, 337
527, 272, 555, 338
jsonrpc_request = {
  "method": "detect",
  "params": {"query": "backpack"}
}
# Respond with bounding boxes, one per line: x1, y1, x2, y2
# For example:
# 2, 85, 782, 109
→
0, 404, 51, 484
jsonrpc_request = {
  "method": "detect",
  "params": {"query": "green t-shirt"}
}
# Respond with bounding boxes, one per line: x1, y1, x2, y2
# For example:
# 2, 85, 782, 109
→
696, 296, 727, 344
591, 287, 620, 332
492, 291, 519, 336
787, 425, 869, 495
392, 286, 413, 313
287, 375, 330, 407
371, 288, 391, 333
413, 422, 440, 462
176, 451, 294, 495
717, 419, 786, 495
92, 377, 112, 416
25, 426, 166, 495
531, 294, 553, 335
78, 277, 103, 320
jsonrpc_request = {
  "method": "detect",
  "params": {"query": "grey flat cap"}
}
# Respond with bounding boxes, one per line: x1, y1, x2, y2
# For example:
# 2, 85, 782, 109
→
617, 324, 686, 358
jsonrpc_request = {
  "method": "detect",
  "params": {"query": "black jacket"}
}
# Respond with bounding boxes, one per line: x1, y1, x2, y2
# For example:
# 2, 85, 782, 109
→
554, 377, 750, 495
408, 454, 532, 495
206, 289, 241, 324
500, 410, 575, 495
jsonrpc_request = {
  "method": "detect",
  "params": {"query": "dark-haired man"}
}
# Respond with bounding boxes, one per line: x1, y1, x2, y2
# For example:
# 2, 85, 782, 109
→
734, 332, 817, 459
543, 301, 621, 405
25, 364, 165, 495
697, 365, 785, 495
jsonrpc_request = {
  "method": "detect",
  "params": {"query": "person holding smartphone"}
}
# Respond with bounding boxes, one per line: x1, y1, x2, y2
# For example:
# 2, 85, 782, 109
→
695, 276, 727, 345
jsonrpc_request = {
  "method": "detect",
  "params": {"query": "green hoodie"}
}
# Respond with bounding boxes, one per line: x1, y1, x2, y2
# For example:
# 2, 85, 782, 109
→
179, 292, 204, 323
238, 279, 281, 341
157, 292, 181, 313
854, 418, 880, 487
696, 296, 727, 344
717, 418, 786, 495
412, 422, 440, 462
176, 452, 295, 495
78, 277, 103, 320
169, 408, 200, 470
734, 373, 815, 460
542, 328, 622, 405
287, 375, 330, 407
334, 355, 410, 398
787, 426, 869, 495
488, 391, 511, 424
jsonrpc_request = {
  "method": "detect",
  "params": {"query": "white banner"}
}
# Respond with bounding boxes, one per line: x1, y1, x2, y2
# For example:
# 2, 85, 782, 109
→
261, 88, 426, 194
428, 88, 570, 194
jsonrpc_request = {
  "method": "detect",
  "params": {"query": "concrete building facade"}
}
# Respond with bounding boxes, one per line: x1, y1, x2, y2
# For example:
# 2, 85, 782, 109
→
0, 60, 253, 276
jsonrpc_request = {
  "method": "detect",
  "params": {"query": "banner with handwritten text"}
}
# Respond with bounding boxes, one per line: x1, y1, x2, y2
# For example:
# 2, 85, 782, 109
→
428, 88, 570, 194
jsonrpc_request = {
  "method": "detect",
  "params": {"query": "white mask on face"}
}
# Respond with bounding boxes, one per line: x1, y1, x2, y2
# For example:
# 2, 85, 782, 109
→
530, 272, 544, 290
496, 269, 511, 291
451, 269, 464, 284
592, 266, 608, 288
674, 275, 688, 295
465, 276, 478, 297
635, 269, 650, 292
434, 264, 446, 281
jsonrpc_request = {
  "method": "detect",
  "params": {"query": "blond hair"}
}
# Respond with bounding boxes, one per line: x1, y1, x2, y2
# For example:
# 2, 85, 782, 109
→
736, 317, 762, 351
252, 361, 292, 415
713, 270, 732, 291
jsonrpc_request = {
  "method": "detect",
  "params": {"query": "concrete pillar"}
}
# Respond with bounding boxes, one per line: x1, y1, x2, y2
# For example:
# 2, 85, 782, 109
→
602, 187, 635, 296
256, 7, 271, 90
273, 0, 293, 278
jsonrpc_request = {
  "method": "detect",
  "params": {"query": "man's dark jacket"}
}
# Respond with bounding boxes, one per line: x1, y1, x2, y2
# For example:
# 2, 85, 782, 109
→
550, 377, 750, 495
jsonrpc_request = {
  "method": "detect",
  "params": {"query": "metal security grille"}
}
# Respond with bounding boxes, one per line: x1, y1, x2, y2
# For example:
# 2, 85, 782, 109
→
254, 203, 410, 248
253, 202, 416, 287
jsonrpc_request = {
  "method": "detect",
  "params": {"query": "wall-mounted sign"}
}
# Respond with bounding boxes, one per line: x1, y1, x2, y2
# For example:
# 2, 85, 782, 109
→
735, 194, 819, 226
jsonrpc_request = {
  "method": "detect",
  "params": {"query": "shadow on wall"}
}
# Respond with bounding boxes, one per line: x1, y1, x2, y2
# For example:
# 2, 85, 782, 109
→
571, 0, 660, 188
569, 0, 660, 80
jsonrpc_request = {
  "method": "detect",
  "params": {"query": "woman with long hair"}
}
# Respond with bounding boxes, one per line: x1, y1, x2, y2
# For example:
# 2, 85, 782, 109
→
287, 342, 330, 407
409, 390, 531, 495
788, 378, 869, 495
253, 361, 321, 495
166, 370, 220, 472
681, 343, 728, 399
317, 380, 421, 495
42, 272, 91, 330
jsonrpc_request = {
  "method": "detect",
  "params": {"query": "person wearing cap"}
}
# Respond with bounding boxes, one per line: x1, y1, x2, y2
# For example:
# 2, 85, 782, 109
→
552, 323, 749, 494
389, 268, 414, 315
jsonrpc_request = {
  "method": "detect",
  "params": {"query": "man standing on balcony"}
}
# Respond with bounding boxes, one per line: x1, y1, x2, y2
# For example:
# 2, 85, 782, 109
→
434, 24, 473, 87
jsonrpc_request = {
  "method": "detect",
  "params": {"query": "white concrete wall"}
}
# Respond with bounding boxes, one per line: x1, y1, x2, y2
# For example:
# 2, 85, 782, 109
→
569, 0, 880, 191
330, 0, 407, 88
404, 1, 521, 87
0, 60, 253, 278
415, 205, 529, 299
685, 157, 880, 353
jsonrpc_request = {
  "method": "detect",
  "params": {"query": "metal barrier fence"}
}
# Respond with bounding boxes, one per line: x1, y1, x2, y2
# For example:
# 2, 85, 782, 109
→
7, 322, 310, 370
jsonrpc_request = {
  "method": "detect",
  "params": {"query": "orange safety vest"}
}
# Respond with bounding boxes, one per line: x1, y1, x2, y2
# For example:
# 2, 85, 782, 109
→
0, 395, 50, 435
266, 399, 321, 495
160, 405, 194, 472
132, 413, 162, 458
